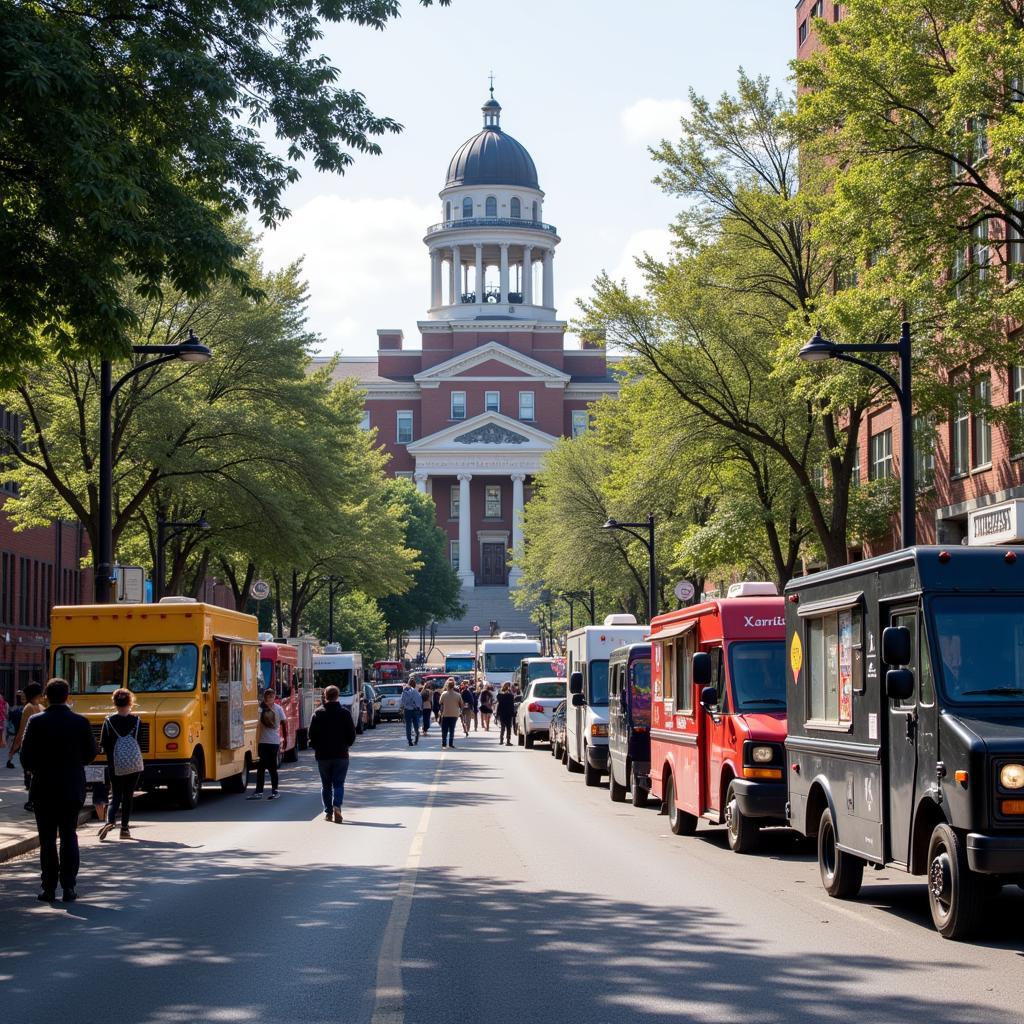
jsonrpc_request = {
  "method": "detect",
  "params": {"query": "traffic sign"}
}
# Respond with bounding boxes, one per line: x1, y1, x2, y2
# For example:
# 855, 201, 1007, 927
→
250, 579, 271, 601
674, 579, 695, 603
472, 625, 480, 633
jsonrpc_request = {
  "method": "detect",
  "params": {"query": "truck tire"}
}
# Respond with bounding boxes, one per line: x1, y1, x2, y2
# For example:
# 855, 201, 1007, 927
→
632, 765, 650, 808
725, 781, 760, 854
609, 764, 628, 802
220, 754, 249, 794
524, 732, 535, 749
517, 729, 526, 747
666, 776, 697, 836
818, 807, 864, 899
584, 747, 601, 787
283, 743, 299, 764
567, 745, 583, 774
176, 755, 203, 810
927, 823, 987, 940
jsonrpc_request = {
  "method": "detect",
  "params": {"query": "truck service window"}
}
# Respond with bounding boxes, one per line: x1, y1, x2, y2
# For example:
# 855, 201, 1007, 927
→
932, 596, 1024, 703
527, 660, 559, 682
727, 642, 787, 712
806, 610, 859, 726
128, 644, 199, 692
314, 668, 354, 695
484, 652, 529, 673
56, 646, 124, 693
630, 658, 652, 726
446, 657, 475, 673
588, 660, 610, 706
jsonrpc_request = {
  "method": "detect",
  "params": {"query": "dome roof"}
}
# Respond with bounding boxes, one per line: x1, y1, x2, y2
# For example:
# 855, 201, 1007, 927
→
445, 96, 539, 190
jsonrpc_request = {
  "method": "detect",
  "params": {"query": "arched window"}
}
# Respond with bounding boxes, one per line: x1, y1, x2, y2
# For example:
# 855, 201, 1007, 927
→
510, 197, 521, 219
445, 201, 451, 222
532, 201, 538, 221
462, 196, 473, 219
485, 196, 497, 218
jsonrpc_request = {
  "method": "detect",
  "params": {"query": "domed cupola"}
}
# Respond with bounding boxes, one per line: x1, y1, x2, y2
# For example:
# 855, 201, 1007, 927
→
445, 93, 540, 190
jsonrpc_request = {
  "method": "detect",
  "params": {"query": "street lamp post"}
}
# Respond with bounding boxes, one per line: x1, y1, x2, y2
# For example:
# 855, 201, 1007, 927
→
602, 514, 657, 624
96, 331, 212, 602
155, 514, 210, 601
799, 321, 915, 547
473, 625, 480, 685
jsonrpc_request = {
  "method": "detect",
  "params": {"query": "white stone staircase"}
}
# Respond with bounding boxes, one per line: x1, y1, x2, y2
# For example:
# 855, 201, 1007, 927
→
435, 587, 537, 639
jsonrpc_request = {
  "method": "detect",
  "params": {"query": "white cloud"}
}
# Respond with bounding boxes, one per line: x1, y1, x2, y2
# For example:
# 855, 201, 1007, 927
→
258, 194, 437, 354
611, 227, 674, 290
620, 98, 691, 145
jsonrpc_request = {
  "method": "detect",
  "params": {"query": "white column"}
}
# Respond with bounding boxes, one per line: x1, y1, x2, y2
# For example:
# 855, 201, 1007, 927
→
522, 246, 533, 305
414, 472, 428, 494
509, 472, 526, 586
430, 250, 442, 308
450, 245, 461, 305
499, 243, 509, 303
542, 248, 554, 307
475, 243, 484, 304
458, 473, 474, 588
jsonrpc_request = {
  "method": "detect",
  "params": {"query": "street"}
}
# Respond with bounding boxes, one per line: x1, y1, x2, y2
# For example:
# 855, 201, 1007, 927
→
2, 723, 1023, 1024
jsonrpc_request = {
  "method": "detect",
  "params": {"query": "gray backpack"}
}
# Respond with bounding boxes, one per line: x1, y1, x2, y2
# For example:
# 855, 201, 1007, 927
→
110, 716, 144, 776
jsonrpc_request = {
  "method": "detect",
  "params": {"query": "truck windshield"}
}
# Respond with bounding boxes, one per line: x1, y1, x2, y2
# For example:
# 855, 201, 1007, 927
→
727, 641, 786, 711
56, 646, 124, 694
445, 657, 475, 673
484, 652, 528, 673
932, 596, 1024, 703
588, 660, 609, 706
314, 668, 354, 695
128, 644, 198, 692
260, 658, 274, 688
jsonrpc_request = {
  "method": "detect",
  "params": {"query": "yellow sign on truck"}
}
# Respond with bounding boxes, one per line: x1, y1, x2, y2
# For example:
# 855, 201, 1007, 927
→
50, 597, 261, 808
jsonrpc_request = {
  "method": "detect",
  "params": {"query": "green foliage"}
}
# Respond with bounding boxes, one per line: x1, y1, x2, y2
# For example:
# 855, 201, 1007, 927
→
0, 0, 448, 371
303, 591, 388, 663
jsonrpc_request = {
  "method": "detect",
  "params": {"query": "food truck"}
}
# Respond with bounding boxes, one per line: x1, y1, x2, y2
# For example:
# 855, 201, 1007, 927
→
259, 634, 300, 762
607, 643, 653, 806
51, 597, 261, 808
648, 584, 788, 852
784, 546, 1024, 939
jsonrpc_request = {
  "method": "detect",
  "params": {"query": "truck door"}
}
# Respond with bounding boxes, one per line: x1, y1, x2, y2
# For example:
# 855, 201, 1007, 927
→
703, 647, 727, 815
886, 607, 920, 866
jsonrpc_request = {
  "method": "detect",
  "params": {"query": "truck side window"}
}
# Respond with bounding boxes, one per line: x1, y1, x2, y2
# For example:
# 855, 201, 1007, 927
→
661, 642, 675, 703
710, 647, 728, 712
202, 645, 211, 692
676, 635, 694, 713
919, 620, 935, 706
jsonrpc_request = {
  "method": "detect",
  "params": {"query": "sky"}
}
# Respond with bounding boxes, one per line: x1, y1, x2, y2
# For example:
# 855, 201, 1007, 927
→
256, 1, 795, 356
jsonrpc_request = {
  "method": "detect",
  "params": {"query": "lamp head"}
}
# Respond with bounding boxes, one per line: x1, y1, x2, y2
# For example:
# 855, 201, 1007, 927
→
176, 329, 212, 364
603, 518, 618, 530
196, 517, 211, 531
799, 329, 837, 364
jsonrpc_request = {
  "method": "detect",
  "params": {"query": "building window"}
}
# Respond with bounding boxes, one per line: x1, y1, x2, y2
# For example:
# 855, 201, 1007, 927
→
952, 245, 968, 298
571, 410, 588, 437
396, 411, 413, 444
971, 117, 989, 162
451, 391, 466, 420
972, 374, 992, 467
449, 485, 460, 520
869, 428, 893, 481
485, 196, 497, 218
359, 410, 370, 431
850, 443, 861, 488
485, 484, 502, 518
394, 471, 414, 482
445, 201, 451, 222
462, 197, 472, 218
532, 201, 538, 221
913, 414, 935, 488
951, 391, 970, 476
833, 3, 842, 19
971, 219, 989, 282
812, 464, 826, 491
484, 391, 500, 413
450, 540, 460, 572
1007, 201, 1024, 279
1013, 365, 1024, 455
810, 0, 823, 16
806, 609, 860, 727
798, 19, 808, 43
518, 391, 535, 421
510, 197, 520, 219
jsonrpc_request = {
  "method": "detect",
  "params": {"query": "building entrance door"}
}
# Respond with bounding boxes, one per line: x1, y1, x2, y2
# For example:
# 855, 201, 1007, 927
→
480, 543, 507, 586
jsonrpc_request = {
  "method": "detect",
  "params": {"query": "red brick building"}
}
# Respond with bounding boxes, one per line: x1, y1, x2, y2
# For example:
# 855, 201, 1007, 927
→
320, 92, 619, 622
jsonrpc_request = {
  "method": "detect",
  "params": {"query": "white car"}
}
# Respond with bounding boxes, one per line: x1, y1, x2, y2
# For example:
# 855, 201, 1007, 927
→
516, 677, 567, 749
376, 683, 405, 721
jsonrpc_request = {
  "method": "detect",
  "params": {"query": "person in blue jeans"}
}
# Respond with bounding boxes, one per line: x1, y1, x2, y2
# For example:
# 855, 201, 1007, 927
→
420, 684, 433, 735
307, 685, 357, 824
400, 683, 422, 746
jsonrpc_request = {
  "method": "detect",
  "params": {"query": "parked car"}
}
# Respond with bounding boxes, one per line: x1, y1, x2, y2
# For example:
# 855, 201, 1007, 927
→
516, 677, 567, 748
363, 682, 381, 728
549, 700, 568, 762
376, 683, 404, 722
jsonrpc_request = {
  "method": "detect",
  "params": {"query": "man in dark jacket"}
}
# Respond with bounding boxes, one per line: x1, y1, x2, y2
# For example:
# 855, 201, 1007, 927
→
307, 685, 357, 824
19, 678, 96, 902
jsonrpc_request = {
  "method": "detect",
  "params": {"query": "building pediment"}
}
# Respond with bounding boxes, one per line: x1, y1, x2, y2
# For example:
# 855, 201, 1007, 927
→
406, 411, 558, 455
413, 341, 570, 389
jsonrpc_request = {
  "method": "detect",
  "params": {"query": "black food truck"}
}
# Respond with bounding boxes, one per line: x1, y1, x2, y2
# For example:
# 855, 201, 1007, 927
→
607, 643, 652, 806
784, 546, 1024, 939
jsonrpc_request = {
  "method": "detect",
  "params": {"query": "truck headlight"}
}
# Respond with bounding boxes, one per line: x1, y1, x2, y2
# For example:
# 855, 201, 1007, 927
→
163, 722, 181, 739
999, 763, 1024, 790
751, 745, 774, 763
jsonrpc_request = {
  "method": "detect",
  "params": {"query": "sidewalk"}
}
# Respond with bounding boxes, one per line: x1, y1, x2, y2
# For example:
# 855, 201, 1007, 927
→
0, 755, 95, 863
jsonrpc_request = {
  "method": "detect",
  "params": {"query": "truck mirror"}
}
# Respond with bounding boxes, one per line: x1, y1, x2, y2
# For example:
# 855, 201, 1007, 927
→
692, 652, 712, 687
699, 685, 718, 710
571, 692, 585, 708
886, 668, 914, 702
882, 626, 911, 666
569, 671, 584, 695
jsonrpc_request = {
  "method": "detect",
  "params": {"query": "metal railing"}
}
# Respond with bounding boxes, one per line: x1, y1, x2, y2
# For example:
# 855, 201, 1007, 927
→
427, 217, 557, 235
459, 291, 525, 305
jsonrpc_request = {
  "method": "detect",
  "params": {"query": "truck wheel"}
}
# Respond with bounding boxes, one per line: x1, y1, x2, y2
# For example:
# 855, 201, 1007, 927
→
297, 729, 308, 750
609, 766, 628, 802
584, 747, 601, 787
927, 823, 987, 940
561, 744, 569, 766
220, 755, 249, 794
356, 717, 364, 736
725, 781, 760, 854
567, 746, 583, 774
632, 766, 650, 808
517, 729, 526, 746
666, 777, 697, 836
818, 807, 863, 899
177, 755, 203, 810
283, 743, 299, 764
524, 732, 535, 749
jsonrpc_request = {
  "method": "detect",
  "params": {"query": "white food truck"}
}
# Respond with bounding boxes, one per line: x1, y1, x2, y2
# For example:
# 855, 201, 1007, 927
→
311, 645, 364, 733
477, 633, 541, 690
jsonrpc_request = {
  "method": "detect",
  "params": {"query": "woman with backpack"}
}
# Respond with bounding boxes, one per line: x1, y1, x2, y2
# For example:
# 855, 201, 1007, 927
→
479, 684, 494, 731
98, 689, 143, 840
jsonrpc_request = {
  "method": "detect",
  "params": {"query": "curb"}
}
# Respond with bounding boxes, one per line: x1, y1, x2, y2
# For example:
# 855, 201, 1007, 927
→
0, 808, 95, 865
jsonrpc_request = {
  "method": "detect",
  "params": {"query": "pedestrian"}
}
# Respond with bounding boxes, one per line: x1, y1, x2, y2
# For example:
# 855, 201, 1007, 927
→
495, 682, 516, 747
307, 684, 357, 823
420, 684, 433, 735
460, 684, 477, 737
6, 690, 24, 768
247, 688, 285, 801
479, 684, 494, 731
11, 681, 45, 811
431, 683, 441, 723
400, 681, 422, 746
438, 678, 463, 749
18, 678, 96, 902
97, 689, 143, 840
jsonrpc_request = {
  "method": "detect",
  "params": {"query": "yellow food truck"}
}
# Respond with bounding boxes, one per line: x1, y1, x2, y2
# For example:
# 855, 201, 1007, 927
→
50, 597, 261, 809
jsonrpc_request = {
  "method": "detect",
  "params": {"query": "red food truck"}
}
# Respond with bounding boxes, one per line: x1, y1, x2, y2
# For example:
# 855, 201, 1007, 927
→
259, 636, 300, 762
648, 583, 788, 852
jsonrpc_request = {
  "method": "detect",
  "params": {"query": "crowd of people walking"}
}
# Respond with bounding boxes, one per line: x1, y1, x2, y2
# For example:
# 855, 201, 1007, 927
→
397, 677, 521, 749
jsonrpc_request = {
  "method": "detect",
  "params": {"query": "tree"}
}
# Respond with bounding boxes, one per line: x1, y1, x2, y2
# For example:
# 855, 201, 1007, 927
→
302, 591, 388, 663
0, 0, 448, 371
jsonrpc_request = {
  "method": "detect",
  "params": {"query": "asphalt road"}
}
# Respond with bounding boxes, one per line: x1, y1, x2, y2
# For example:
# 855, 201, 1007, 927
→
2, 721, 1023, 1024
